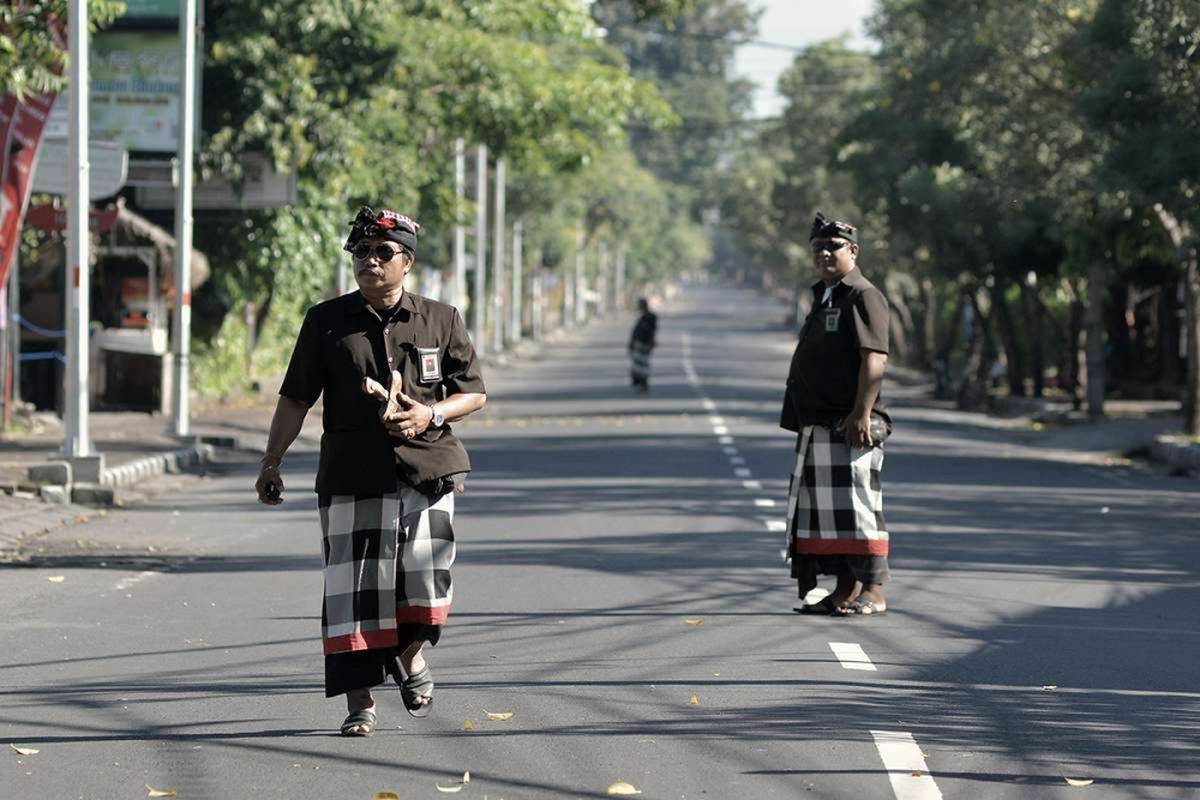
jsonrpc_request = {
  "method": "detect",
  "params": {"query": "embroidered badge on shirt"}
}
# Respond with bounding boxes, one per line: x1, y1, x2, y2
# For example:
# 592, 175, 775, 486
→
824, 308, 841, 332
418, 347, 442, 383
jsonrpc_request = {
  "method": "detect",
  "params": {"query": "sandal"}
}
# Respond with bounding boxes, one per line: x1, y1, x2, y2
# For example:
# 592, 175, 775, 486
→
400, 665, 434, 718
794, 596, 841, 615
834, 598, 888, 617
340, 707, 377, 737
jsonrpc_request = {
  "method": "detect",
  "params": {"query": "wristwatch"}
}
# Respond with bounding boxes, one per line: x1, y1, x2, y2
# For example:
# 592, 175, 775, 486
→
429, 404, 445, 428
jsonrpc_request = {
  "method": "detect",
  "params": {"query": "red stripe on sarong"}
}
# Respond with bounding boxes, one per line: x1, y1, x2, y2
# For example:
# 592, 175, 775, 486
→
795, 538, 889, 557
396, 605, 450, 625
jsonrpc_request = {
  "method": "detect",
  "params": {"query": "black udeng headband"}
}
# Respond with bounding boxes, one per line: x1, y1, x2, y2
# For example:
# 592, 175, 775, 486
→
344, 206, 420, 257
810, 211, 858, 244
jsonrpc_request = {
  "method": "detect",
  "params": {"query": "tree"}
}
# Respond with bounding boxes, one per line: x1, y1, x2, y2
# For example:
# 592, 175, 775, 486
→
0, 0, 125, 100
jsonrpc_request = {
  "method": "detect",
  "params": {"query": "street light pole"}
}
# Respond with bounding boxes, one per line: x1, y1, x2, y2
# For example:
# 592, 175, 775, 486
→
473, 144, 487, 354
172, 0, 197, 437
510, 218, 522, 343
453, 138, 466, 313
491, 156, 506, 355
63, 0, 91, 458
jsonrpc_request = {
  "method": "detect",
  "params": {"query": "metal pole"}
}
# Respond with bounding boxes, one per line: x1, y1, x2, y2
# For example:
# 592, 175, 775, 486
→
615, 244, 626, 311
453, 138, 466, 313
9, 248, 20, 410
491, 156, 506, 354
336, 260, 348, 295
531, 252, 543, 342
563, 264, 573, 330
574, 228, 586, 326
473, 144, 487, 354
510, 219, 523, 343
171, 0, 197, 437
597, 240, 609, 319
64, 0, 91, 458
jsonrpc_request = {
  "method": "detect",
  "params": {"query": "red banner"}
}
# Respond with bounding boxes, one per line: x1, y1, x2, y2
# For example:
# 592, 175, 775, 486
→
0, 89, 59, 288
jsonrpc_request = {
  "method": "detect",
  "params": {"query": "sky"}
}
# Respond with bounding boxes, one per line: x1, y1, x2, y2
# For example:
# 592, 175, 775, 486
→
733, 0, 878, 119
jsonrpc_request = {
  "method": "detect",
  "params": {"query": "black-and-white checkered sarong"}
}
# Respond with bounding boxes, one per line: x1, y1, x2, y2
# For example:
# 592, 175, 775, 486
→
784, 425, 888, 558
630, 342, 653, 380
318, 488, 455, 655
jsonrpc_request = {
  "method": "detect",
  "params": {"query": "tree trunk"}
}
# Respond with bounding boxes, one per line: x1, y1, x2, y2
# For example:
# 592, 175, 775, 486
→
921, 278, 937, 370
1159, 278, 1180, 387
888, 287, 914, 363
1084, 261, 1107, 421
990, 277, 1025, 397
1065, 281, 1085, 411
1020, 279, 1045, 396
1153, 204, 1200, 436
957, 289, 988, 409
935, 292, 965, 400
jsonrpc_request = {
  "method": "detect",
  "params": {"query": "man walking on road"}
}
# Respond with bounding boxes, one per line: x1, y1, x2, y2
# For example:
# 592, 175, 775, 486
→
780, 212, 892, 617
256, 207, 486, 735
628, 297, 658, 393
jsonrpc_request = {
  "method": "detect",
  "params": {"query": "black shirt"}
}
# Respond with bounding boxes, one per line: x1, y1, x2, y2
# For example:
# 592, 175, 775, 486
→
280, 290, 486, 495
779, 268, 890, 432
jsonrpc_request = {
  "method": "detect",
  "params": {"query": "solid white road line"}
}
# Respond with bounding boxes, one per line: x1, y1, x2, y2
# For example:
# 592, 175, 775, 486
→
870, 730, 943, 800
734, 467, 752, 478
829, 642, 877, 671
742, 480, 763, 490
753, 498, 775, 508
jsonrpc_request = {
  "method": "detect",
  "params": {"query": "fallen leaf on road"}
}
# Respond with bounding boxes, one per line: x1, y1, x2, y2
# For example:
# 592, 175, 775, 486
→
463, 771, 471, 783
462, 720, 475, 730
146, 786, 177, 798
689, 695, 699, 705
485, 710, 514, 721
1041, 685, 1058, 691
638, 739, 656, 744
1100, 507, 1111, 514
684, 618, 704, 625
713, 672, 721, 677
911, 770, 923, 777
10, 745, 39, 755
1032, 422, 1045, 431
607, 782, 642, 796
373, 793, 400, 800
1065, 777, 1094, 787
435, 784, 464, 793
47, 576, 65, 583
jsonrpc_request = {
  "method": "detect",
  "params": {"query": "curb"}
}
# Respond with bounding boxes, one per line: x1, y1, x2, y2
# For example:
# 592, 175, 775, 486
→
101, 444, 216, 489
1151, 435, 1200, 476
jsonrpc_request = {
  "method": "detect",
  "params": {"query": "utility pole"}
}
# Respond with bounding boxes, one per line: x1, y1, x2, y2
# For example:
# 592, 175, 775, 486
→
63, 0, 91, 458
491, 156, 506, 355
563, 264, 574, 329
5, 252, 20, 426
510, 219, 523, 344
473, 144, 487, 354
615, 244, 626, 312
574, 228, 587, 326
531, 251, 543, 342
597, 240, 609, 319
171, 0, 198, 437
453, 138, 466, 313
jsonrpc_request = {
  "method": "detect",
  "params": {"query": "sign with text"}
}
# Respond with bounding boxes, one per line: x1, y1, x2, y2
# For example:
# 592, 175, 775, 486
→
32, 139, 129, 199
122, 0, 180, 19
91, 32, 182, 152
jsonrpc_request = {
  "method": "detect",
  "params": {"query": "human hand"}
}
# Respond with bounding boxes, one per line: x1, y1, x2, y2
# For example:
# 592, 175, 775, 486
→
256, 460, 285, 505
838, 410, 873, 449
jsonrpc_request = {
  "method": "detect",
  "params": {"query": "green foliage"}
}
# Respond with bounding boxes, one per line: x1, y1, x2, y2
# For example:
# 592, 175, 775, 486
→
0, 1, 126, 100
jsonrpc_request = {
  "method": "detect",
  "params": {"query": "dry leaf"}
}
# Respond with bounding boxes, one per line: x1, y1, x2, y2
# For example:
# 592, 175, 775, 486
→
47, 576, 65, 583
463, 771, 470, 783
684, 618, 704, 626
607, 782, 642, 796
435, 784, 464, 794
462, 720, 475, 730
10, 744, 39, 755
146, 787, 177, 798
689, 695, 699, 705
638, 739, 656, 744
485, 710, 514, 721
373, 794, 400, 800
713, 672, 721, 677
911, 770, 923, 777
1065, 777, 1094, 787
1042, 685, 1058, 691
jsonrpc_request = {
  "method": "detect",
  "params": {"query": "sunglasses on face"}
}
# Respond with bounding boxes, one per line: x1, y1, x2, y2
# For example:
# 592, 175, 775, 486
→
812, 239, 851, 253
353, 242, 406, 262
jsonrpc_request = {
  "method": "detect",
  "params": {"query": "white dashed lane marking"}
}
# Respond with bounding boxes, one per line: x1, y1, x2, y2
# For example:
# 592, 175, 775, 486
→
712, 426, 729, 435
829, 642, 877, 671
763, 519, 786, 532
718, 436, 734, 445
870, 731, 943, 800
742, 480, 762, 490
722, 446, 738, 456
733, 467, 752, 478
753, 498, 776, 508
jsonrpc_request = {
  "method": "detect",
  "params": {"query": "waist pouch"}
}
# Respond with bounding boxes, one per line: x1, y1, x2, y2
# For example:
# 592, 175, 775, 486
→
407, 472, 468, 496
817, 409, 893, 449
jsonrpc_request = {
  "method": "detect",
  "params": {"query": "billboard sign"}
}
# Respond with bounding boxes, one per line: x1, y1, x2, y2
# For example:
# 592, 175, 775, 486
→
0, 91, 58, 288
31, 139, 129, 199
90, 32, 182, 152
122, 0, 180, 18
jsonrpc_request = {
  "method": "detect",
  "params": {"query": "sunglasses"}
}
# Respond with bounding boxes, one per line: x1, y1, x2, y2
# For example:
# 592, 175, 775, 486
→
812, 239, 851, 253
353, 242, 406, 262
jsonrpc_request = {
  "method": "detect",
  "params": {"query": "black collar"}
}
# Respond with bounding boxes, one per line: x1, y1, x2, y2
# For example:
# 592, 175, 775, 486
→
347, 290, 423, 322
810, 266, 869, 299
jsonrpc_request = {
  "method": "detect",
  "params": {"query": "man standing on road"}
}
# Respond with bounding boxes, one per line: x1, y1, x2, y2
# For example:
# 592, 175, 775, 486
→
780, 212, 891, 617
628, 297, 658, 393
256, 207, 486, 735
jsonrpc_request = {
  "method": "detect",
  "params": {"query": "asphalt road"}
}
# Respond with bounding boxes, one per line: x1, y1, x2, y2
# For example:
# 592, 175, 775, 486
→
2, 285, 1198, 800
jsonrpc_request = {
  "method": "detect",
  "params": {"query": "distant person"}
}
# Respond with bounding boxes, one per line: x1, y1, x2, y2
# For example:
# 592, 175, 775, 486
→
628, 297, 658, 393
780, 212, 892, 617
256, 207, 486, 736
